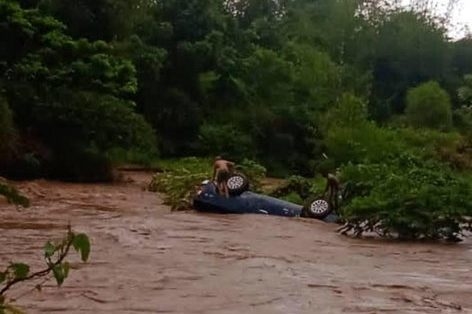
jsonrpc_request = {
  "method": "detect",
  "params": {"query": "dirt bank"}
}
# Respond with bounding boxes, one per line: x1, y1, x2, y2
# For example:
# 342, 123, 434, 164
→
1, 171, 471, 313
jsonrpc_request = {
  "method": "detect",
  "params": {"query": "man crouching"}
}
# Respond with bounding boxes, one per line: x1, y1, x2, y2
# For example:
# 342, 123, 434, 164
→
212, 156, 234, 198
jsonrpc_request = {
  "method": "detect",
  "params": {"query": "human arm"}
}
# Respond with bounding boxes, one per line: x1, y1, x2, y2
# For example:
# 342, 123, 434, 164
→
323, 179, 329, 196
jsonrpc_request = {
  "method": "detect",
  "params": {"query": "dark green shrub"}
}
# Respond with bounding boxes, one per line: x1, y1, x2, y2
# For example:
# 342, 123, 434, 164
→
48, 146, 114, 182
325, 122, 405, 164
321, 93, 369, 131
279, 192, 304, 204
405, 81, 452, 131
198, 123, 256, 160
19, 90, 159, 181
322, 93, 406, 164
340, 155, 472, 241
148, 157, 211, 210
453, 105, 472, 135
0, 96, 17, 161
457, 74, 472, 107
270, 175, 313, 200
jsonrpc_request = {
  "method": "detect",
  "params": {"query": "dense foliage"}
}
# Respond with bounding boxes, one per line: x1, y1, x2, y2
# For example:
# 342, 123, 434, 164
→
339, 157, 472, 241
0, 0, 157, 180
2, 0, 472, 178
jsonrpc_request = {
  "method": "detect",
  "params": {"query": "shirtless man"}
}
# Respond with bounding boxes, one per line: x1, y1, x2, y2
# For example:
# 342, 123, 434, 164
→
212, 156, 235, 198
322, 170, 341, 210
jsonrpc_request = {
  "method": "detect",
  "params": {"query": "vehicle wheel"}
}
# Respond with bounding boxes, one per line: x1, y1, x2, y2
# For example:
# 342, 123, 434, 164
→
302, 197, 333, 219
226, 172, 249, 196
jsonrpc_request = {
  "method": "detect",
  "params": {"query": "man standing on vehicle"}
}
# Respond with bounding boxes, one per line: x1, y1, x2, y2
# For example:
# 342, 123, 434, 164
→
212, 156, 235, 198
322, 170, 341, 210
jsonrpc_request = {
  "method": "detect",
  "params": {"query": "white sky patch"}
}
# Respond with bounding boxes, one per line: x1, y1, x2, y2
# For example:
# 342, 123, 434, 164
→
454, 0, 472, 37
399, 0, 472, 39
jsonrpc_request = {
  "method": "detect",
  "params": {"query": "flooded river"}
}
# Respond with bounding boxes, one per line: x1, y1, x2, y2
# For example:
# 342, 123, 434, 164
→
1, 171, 471, 313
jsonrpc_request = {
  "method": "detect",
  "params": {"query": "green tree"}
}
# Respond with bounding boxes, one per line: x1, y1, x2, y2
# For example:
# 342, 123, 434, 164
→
370, 10, 451, 120
458, 74, 472, 106
0, 0, 157, 180
0, 96, 16, 163
38, 0, 151, 41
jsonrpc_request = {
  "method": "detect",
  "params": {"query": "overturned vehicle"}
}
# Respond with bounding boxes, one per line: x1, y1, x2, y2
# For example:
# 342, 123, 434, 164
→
192, 173, 341, 223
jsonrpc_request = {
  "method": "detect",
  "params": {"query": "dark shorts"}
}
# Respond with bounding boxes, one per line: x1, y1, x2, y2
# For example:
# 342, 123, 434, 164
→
216, 169, 230, 183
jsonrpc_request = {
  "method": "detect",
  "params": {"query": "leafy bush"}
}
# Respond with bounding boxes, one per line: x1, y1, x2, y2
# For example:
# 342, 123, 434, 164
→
394, 127, 460, 154
269, 175, 313, 201
324, 98, 464, 167
198, 123, 256, 160
453, 105, 472, 135
457, 74, 472, 107
321, 93, 369, 131
279, 192, 304, 204
405, 81, 452, 131
106, 147, 160, 168
339, 155, 472, 241
322, 93, 406, 165
149, 157, 211, 211
325, 121, 405, 164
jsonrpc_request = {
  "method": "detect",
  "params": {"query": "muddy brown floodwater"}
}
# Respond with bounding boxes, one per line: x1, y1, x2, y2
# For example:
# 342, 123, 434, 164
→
1, 171, 471, 314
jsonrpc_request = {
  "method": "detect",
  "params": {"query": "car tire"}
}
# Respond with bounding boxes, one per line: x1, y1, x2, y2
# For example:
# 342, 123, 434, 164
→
302, 197, 333, 219
226, 172, 250, 196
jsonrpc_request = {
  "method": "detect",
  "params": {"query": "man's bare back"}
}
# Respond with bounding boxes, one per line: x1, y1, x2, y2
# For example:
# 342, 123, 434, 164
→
212, 156, 235, 197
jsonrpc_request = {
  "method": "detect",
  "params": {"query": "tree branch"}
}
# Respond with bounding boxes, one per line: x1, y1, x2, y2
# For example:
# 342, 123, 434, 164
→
0, 236, 73, 296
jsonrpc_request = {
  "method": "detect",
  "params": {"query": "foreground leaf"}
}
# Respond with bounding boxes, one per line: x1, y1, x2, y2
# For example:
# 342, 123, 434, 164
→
44, 242, 55, 259
52, 265, 64, 286
10, 264, 29, 280
72, 234, 90, 262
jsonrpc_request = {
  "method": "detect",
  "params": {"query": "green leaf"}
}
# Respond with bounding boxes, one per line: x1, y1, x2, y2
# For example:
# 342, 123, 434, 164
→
10, 263, 29, 280
52, 265, 64, 286
63, 262, 70, 279
44, 241, 55, 259
72, 234, 90, 262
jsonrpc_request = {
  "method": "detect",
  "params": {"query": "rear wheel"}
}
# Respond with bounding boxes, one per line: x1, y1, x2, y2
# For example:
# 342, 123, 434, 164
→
302, 197, 333, 219
226, 172, 249, 196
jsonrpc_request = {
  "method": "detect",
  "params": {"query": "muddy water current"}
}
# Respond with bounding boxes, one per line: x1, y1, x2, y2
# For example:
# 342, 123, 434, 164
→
1, 171, 471, 313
